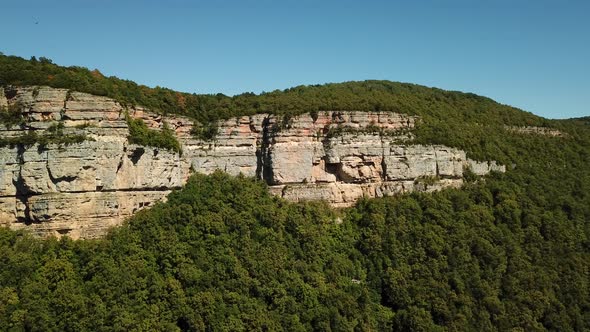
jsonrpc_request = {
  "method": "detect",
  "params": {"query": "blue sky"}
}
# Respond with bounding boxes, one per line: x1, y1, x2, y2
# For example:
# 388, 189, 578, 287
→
1, 0, 588, 119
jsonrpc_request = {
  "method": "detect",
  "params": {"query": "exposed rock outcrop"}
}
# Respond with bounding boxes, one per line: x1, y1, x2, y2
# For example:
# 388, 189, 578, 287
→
0, 86, 505, 238
505, 125, 565, 137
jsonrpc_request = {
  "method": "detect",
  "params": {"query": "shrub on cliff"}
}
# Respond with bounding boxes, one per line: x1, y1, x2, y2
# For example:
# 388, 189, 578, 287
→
0, 121, 88, 148
190, 121, 218, 141
126, 116, 181, 153
0, 103, 25, 129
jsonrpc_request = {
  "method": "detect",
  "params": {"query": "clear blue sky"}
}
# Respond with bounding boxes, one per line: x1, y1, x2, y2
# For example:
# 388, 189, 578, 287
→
1, 0, 588, 119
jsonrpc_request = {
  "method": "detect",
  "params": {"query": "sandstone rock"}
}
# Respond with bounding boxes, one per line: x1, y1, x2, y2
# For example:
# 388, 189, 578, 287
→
8, 190, 171, 238
12, 86, 68, 121
268, 141, 316, 184
65, 92, 123, 120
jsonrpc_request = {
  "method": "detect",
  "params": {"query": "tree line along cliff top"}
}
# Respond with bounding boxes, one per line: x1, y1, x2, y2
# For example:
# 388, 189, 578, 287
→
2, 53, 587, 166
0, 53, 547, 126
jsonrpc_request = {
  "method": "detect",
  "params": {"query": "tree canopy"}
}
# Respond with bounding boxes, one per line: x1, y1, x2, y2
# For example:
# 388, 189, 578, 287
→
0, 53, 544, 127
0, 169, 588, 331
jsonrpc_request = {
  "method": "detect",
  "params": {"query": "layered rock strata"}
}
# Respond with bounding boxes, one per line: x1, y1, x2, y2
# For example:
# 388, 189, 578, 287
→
0, 87, 190, 238
0, 86, 504, 238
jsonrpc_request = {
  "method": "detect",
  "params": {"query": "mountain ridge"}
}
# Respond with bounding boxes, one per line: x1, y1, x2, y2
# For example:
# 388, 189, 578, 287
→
0, 53, 545, 122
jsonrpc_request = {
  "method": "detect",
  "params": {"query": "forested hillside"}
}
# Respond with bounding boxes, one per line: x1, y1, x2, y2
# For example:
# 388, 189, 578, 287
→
1, 54, 589, 331
0, 53, 543, 126
1, 169, 589, 331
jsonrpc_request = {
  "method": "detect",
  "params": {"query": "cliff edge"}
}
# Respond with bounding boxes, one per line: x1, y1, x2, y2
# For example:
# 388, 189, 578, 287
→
0, 86, 504, 238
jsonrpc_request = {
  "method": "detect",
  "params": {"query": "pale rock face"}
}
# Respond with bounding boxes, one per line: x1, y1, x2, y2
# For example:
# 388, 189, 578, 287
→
65, 92, 123, 120
384, 145, 465, 180
8, 191, 171, 238
182, 115, 262, 177
0, 87, 192, 238
12, 86, 68, 121
268, 142, 316, 184
311, 160, 337, 183
0, 86, 504, 238
0, 87, 7, 108
0, 138, 190, 238
467, 160, 506, 175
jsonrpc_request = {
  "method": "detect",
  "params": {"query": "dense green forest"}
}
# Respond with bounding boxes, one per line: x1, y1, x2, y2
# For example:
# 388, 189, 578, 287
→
0, 168, 588, 331
1, 54, 589, 331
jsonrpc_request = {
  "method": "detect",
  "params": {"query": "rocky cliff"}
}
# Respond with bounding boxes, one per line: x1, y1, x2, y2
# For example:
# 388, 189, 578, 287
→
0, 86, 504, 238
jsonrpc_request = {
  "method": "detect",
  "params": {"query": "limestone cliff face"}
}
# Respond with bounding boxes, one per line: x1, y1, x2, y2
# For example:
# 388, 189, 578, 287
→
0, 86, 505, 238
0, 87, 189, 238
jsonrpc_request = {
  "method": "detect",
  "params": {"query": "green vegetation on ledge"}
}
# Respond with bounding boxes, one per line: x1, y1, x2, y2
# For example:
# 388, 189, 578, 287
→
0, 121, 89, 148
0, 104, 26, 129
190, 121, 219, 141
126, 115, 182, 153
